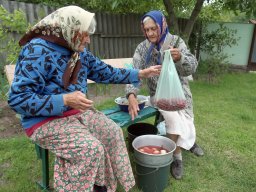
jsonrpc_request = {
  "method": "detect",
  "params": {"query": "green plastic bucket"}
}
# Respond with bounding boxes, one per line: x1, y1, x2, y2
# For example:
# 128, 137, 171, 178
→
132, 135, 176, 192
127, 123, 158, 152
135, 158, 172, 192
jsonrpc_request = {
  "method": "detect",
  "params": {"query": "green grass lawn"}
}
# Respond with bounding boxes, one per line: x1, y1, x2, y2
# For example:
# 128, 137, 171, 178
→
1, 73, 256, 192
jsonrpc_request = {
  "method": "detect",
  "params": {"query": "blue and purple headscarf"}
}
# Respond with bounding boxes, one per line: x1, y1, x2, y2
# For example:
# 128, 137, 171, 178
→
141, 10, 169, 65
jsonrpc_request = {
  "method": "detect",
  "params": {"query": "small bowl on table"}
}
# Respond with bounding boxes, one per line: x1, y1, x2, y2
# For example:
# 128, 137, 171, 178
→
115, 95, 148, 112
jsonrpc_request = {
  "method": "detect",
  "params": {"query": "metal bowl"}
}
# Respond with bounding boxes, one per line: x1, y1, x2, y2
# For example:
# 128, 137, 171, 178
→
115, 95, 148, 112
132, 135, 176, 167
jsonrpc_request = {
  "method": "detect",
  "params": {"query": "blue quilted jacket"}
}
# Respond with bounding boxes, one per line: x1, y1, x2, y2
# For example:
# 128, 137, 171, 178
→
8, 38, 140, 135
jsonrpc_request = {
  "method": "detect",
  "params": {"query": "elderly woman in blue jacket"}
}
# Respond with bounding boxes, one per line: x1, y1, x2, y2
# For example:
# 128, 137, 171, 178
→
8, 6, 161, 192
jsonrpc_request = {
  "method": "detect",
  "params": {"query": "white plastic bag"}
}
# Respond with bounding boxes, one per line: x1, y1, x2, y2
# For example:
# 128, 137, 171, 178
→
154, 50, 186, 111
157, 121, 166, 135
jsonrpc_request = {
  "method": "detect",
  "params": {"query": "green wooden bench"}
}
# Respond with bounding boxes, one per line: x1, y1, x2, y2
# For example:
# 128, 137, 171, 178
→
5, 59, 160, 191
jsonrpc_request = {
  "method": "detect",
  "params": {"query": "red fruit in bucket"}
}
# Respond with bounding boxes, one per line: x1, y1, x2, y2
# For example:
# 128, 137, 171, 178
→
138, 145, 169, 155
153, 150, 160, 154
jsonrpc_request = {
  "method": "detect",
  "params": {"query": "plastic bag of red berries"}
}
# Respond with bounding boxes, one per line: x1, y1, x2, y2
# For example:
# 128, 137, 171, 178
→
154, 50, 186, 111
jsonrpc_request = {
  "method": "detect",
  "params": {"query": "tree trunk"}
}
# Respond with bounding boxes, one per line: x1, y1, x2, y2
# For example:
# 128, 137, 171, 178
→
163, 0, 205, 44
183, 0, 205, 43
163, 0, 180, 35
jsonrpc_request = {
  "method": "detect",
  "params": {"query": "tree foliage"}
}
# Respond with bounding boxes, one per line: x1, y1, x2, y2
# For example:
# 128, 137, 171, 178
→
223, 0, 256, 18
14, 0, 256, 43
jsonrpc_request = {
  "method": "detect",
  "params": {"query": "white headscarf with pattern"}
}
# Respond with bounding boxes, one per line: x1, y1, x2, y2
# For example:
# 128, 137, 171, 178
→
19, 6, 96, 89
20, 5, 95, 51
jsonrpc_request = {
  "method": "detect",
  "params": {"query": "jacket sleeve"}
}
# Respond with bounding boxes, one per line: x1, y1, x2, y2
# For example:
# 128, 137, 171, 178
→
174, 36, 198, 76
8, 46, 66, 117
83, 50, 140, 84
125, 42, 146, 96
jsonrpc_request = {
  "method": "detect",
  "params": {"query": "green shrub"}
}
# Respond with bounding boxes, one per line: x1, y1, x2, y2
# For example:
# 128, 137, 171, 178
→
196, 23, 240, 83
0, 6, 29, 100
0, 5, 28, 68
0, 75, 9, 100
196, 56, 229, 83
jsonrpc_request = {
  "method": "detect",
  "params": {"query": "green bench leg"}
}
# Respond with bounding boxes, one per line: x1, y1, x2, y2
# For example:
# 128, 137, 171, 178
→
154, 110, 162, 126
35, 144, 50, 191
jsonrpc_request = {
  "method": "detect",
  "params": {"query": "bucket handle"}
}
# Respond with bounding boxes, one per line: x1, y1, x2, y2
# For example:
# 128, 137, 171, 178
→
135, 167, 159, 176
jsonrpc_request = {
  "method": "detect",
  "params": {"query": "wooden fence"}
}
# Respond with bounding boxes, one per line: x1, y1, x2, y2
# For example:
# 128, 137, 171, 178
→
0, 0, 200, 61
0, 0, 145, 60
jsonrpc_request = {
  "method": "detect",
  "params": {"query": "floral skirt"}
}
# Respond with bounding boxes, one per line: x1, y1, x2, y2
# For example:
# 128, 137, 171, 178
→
30, 109, 135, 192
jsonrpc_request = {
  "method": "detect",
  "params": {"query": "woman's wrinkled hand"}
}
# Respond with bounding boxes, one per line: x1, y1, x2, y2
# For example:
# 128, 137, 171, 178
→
127, 94, 139, 121
63, 91, 93, 112
170, 46, 181, 62
138, 65, 161, 78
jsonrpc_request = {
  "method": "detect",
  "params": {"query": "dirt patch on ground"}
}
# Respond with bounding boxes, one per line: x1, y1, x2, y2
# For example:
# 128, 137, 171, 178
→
0, 99, 23, 138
